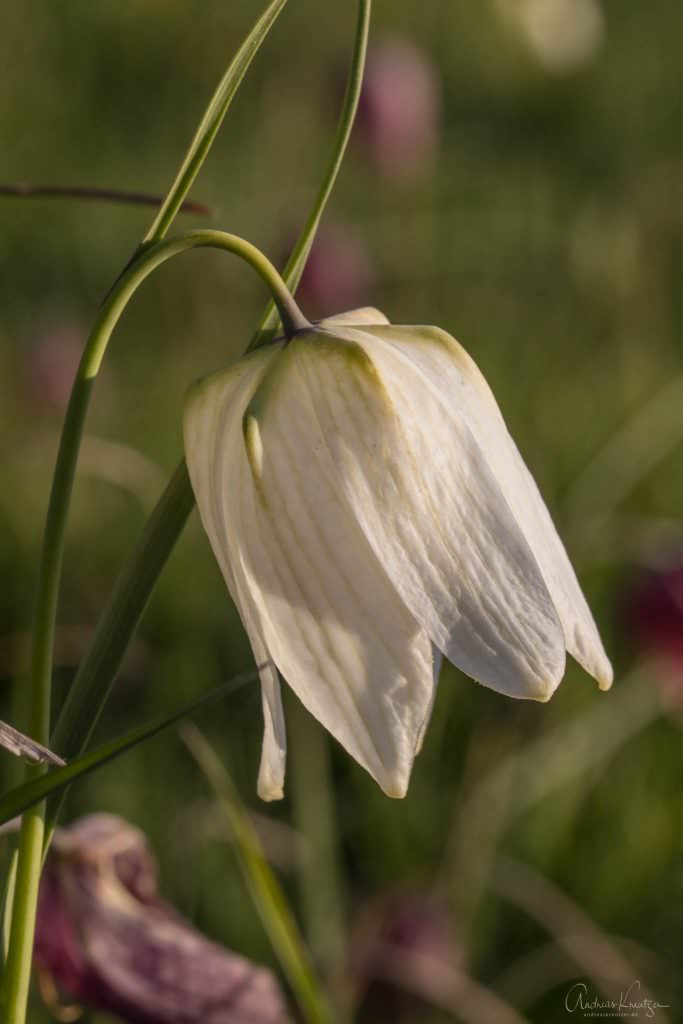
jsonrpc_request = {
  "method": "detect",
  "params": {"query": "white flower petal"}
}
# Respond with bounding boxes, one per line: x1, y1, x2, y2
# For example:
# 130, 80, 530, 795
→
318, 306, 390, 329
235, 347, 435, 797
184, 346, 287, 799
415, 646, 443, 755
255, 650, 286, 802
291, 329, 566, 701
359, 324, 613, 690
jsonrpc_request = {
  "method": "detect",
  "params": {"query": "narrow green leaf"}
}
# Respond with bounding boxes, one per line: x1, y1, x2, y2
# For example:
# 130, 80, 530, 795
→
1, 851, 18, 964
143, 0, 288, 245
248, 0, 372, 350
181, 725, 334, 1024
50, 461, 195, 767
287, 696, 345, 980
0, 671, 256, 827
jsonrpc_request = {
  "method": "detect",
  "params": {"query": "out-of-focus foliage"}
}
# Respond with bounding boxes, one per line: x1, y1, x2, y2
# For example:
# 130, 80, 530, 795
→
1, 1, 682, 1020
35, 813, 289, 1023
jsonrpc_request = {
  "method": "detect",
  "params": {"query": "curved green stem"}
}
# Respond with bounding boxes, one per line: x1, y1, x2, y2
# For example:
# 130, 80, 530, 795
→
44, 0, 373, 813
3, 231, 306, 1024
87, 232, 307, 382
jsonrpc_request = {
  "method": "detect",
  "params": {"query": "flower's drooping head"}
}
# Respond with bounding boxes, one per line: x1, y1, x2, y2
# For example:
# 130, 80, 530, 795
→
184, 308, 612, 801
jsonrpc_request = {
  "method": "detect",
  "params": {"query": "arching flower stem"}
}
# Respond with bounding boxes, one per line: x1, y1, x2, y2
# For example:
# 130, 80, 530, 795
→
2, 230, 307, 1024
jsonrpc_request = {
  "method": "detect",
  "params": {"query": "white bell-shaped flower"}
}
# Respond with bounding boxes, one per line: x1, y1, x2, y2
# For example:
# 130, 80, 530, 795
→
183, 308, 612, 801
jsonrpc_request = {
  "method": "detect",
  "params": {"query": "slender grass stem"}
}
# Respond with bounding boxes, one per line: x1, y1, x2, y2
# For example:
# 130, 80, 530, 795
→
288, 698, 346, 992
142, 0, 287, 245
48, 462, 195, 766
181, 725, 335, 1024
248, 0, 371, 351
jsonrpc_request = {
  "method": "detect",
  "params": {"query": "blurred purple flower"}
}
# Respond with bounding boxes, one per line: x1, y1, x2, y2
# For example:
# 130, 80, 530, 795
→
625, 561, 683, 704
352, 889, 460, 1022
22, 321, 84, 410
291, 223, 374, 319
34, 814, 289, 1024
357, 36, 441, 184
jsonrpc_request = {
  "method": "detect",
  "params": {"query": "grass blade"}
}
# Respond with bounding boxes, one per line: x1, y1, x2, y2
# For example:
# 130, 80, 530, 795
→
143, 0, 288, 245
0, 671, 256, 827
247, 0, 372, 350
181, 724, 335, 1024
1, 851, 18, 964
49, 461, 195, 768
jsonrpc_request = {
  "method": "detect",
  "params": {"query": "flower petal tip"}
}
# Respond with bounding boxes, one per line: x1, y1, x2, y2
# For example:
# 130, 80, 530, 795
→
378, 774, 410, 800
598, 653, 614, 691
526, 677, 559, 703
597, 668, 614, 692
257, 779, 285, 803
583, 648, 614, 691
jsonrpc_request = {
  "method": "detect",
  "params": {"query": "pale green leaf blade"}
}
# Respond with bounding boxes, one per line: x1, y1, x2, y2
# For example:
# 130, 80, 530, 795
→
247, 0, 371, 350
181, 725, 334, 1024
49, 461, 195, 770
144, 0, 288, 245
0, 671, 255, 827
1, 851, 18, 964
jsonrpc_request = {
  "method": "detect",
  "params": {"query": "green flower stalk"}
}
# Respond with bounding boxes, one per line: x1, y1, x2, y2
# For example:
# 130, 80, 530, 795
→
2, 232, 306, 1024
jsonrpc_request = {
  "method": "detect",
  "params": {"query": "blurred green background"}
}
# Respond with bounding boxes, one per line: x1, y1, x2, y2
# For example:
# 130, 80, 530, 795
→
1, 0, 682, 1021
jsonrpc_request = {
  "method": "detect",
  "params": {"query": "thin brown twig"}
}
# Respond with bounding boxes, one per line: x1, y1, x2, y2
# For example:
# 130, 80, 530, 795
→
0, 183, 213, 217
